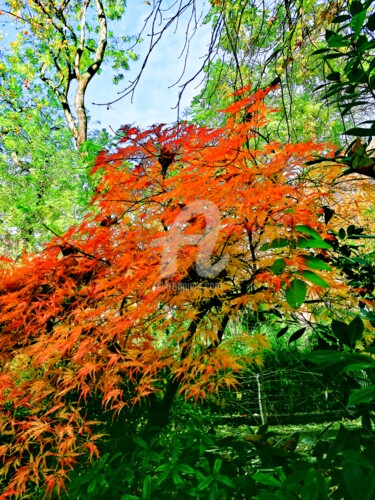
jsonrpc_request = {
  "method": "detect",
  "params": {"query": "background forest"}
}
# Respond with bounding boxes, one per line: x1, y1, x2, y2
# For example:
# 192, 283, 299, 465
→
0, 0, 375, 498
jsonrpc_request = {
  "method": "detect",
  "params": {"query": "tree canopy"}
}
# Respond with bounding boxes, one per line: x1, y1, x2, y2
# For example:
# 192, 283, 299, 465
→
1, 87, 366, 496
0, 1, 374, 498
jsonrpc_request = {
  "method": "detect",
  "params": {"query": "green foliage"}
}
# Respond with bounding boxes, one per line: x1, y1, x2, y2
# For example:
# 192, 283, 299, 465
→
190, 0, 345, 144
0, 107, 92, 255
314, 0, 375, 137
286, 279, 307, 309
1, 0, 139, 147
61, 410, 375, 500
63, 421, 239, 499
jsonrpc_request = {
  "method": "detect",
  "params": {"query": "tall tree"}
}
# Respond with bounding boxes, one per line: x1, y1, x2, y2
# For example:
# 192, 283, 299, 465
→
189, 0, 347, 145
0, 87, 368, 497
1, 0, 137, 147
0, 48, 95, 256
0, 0, 134, 254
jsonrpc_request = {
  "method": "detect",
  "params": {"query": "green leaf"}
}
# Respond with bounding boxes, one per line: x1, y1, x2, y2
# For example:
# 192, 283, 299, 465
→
326, 31, 351, 48
142, 475, 152, 500
301, 270, 330, 288
295, 226, 331, 249
288, 327, 306, 344
213, 458, 222, 475
348, 385, 375, 405
253, 472, 281, 487
302, 256, 331, 271
323, 52, 346, 60
270, 258, 286, 274
332, 14, 352, 23
297, 237, 332, 249
297, 238, 332, 250
326, 71, 341, 81
177, 464, 195, 475
306, 351, 375, 371
345, 127, 373, 136
347, 224, 363, 236
217, 474, 235, 488
155, 464, 169, 473
87, 479, 97, 494
196, 476, 214, 491
350, 10, 367, 35
312, 48, 331, 55
341, 450, 374, 469
348, 316, 364, 343
366, 12, 375, 30
346, 66, 368, 84
332, 317, 364, 348
133, 437, 148, 449
172, 471, 184, 486
332, 319, 349, 345
276, 326, 289, 339
209, 483, 219, 500
350, 0, 364, 16
283, 467, 315, 486
295, 225, 320, 238
286, 279, 307, 309
268, 307, 282, 318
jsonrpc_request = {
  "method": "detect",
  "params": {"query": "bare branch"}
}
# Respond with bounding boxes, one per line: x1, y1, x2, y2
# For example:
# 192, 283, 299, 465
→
92, 0, 214, 117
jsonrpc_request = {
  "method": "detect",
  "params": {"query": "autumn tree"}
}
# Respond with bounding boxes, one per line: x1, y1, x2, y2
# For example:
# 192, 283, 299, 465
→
0, 87, 366, 497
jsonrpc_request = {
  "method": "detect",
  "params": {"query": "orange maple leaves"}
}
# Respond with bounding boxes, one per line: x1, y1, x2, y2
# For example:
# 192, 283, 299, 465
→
0, 87, 347, 496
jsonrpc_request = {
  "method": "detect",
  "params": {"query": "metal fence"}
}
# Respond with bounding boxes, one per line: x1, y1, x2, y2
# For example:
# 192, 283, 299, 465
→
206, 367, 352, 426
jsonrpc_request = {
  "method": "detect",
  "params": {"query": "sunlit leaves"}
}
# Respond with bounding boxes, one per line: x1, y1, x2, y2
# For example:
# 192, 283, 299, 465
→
295, 225, 332, 250
301, 271, 330, 288
0, 88, 349, 496
302, 256, 331, 271
285, 279, 307, 309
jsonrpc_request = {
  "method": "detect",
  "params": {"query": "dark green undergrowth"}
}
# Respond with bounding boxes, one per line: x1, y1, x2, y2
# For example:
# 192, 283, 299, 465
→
55, 411, 374, 500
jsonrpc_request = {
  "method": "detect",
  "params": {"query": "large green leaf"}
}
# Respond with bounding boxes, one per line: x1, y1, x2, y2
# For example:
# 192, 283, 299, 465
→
142, 475, 152, 500
348, 384, 375, 405
350, 10, 367, 35
270, 258, 286, 274
306, 351, 375, 371
295, 225, 320, 238
288, 327, 306, 344
302, 270, 330, 288
286, 279, 307, 309
295, 226, 331, 249
302, 256, 331, 271
332, 319, 350, 345
332, 317, 364, 348
349, 316, 365, 343
297, 237, 331, 250
344, 127, 373, 136
276, 326, 289, 339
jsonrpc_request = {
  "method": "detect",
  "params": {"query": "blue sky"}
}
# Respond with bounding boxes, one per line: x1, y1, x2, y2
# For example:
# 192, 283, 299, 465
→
0, 0, 212, 130
85, 0, 212, 131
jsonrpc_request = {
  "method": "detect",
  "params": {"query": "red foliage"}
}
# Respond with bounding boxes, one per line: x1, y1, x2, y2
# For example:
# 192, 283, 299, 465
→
0, 88, 341, 496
